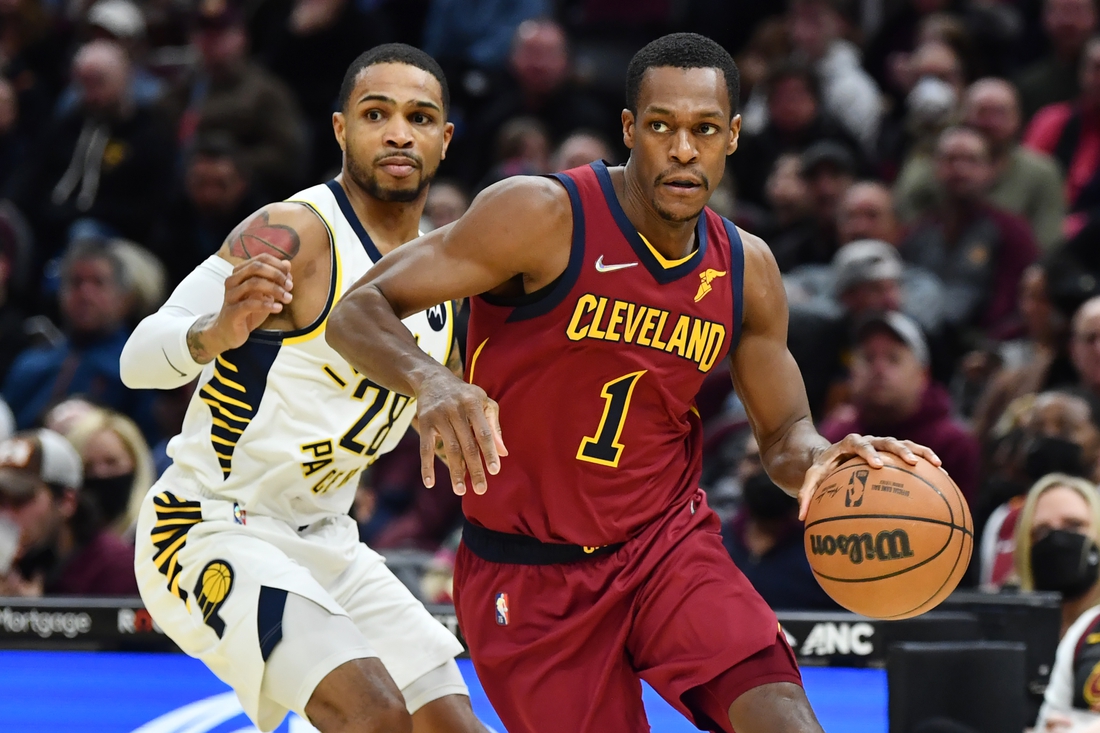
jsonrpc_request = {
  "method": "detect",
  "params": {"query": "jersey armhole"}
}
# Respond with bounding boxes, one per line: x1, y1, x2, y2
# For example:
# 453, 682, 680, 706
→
721, 217, 746, 353
477, 173, 586, 322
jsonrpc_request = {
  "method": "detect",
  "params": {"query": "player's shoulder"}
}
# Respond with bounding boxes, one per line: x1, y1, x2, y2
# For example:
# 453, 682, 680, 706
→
476, 174, 570, 215
219, 200, 331, 267
729, 223, 780, 275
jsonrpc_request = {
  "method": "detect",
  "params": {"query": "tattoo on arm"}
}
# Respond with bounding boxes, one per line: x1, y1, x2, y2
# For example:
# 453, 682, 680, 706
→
186, 313, 219, 364
227, 210, 301, 261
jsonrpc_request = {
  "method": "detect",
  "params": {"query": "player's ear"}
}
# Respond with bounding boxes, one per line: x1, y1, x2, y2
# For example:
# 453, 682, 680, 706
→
622, 109, 636, 150
727, 114, 741, 156
333, 111, 347, 152
441, 121, 455, 160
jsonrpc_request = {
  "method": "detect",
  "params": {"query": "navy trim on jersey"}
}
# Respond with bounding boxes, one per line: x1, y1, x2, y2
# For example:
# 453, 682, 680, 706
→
722, 217, 746, 354
257, 586, 288, 662
591, 160, 707, 285
326, 179, 383, 262
478, 173, 586, 323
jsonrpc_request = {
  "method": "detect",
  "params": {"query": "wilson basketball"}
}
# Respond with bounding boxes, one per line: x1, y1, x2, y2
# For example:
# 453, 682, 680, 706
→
803, 453, 973, 620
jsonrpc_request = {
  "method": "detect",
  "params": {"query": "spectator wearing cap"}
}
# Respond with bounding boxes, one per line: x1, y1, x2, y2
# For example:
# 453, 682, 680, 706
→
787, 239, 944, 419
11, 39, 176, 253
1024, 37, 1100, 213
152, 134, 261, 286
2, 240, 156, 441
900, 126, 1039, 339
769, 141, 855, 272
730, 60, 865, 208
1015, 0, 1097, 121
0, 429, 138, 596
52, 0, 166, 117
820, 312, 981, 503
896, 79, 1067, 250
164, 0, 307, 200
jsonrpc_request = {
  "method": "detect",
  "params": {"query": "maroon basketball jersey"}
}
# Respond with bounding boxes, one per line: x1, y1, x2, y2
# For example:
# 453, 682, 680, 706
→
464, 161, 745, 546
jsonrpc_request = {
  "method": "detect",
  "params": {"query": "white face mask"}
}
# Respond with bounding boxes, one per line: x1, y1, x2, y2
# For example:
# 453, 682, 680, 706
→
906, 76, 957, 124
0, 515, 19, 574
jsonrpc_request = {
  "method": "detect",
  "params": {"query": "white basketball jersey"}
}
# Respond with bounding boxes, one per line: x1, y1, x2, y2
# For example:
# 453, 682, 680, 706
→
163, 181, 453, 527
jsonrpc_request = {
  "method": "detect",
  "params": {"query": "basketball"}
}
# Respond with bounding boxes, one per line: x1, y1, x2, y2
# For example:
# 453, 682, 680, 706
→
803, 453, 973, 620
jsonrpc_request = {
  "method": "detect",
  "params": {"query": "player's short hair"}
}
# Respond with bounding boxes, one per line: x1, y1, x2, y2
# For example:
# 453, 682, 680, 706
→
338, 43, 450, 115
625, 33, 740, 118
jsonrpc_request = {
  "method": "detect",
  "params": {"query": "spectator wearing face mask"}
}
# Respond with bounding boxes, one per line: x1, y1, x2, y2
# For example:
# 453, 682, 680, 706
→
0, 429, 137, 596
59, 407, 153, 540
723, 436, 836, 610
1015, 475, 1100, 636
979, 392, 1100, 590
1034, 490, 1100, 732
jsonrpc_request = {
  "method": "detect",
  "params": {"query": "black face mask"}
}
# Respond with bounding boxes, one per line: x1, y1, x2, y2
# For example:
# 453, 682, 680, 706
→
1031, 529, 1100, 600
742, 472, 797, 521
1025, 436, 1086, 482
81, 473, 134, 524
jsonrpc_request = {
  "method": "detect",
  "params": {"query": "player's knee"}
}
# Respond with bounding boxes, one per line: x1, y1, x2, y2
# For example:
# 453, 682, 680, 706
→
306, 659, 412, 733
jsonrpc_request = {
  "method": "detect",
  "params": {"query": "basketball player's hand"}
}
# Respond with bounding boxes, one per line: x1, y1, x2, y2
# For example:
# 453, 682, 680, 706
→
797, 434, 941, 521
190, 255, 293, 362
415, 370, 507, 496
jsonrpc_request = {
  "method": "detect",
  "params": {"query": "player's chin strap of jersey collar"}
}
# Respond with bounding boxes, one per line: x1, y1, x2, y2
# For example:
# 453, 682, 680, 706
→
461, 521, 625, 565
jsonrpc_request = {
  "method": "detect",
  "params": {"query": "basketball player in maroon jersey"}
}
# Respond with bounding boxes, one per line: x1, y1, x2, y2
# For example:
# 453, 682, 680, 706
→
328, 33, 940, 733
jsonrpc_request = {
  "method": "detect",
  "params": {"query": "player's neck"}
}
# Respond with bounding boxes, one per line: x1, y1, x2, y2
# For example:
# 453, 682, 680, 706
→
616, 162, 698, 261
336, 174, 426, 256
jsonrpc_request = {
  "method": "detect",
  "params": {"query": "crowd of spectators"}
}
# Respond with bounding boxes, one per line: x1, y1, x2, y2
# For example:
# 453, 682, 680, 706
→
0, 0, 1098, 648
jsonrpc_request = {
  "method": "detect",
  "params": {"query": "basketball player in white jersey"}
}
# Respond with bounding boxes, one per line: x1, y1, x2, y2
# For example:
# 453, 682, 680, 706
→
119, 45, 484, 733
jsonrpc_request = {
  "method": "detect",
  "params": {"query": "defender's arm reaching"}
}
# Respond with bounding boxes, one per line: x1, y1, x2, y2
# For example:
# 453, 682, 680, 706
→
326, 177, 573, 496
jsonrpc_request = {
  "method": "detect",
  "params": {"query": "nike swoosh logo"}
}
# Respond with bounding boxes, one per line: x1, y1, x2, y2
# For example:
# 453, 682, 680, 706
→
595, 256, 638, 273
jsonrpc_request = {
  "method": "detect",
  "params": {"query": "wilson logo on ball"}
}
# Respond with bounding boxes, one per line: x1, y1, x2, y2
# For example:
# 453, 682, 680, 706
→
809, 529, 915, 564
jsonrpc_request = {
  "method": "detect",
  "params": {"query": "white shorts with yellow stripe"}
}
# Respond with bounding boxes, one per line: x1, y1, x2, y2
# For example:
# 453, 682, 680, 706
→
134, 482, 465, 732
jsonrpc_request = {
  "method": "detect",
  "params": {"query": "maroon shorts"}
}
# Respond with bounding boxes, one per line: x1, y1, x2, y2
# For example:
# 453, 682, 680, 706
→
453, 491, 802, 733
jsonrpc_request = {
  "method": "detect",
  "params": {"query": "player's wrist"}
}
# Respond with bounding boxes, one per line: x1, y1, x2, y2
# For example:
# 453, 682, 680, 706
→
407, 360, 457, 395
187, 314, 230, 364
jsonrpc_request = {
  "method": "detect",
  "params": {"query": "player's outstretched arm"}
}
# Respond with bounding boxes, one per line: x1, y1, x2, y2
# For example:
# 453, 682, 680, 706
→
327, 176, 571, 496
120, 203, 327, 389
729, 231, 941, 520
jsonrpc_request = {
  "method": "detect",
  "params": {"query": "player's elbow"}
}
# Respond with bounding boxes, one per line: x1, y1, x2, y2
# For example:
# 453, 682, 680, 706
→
119, 332, 148, 389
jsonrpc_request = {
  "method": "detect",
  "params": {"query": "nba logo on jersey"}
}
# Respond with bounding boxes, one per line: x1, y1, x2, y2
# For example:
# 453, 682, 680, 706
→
495, 593, 509, 626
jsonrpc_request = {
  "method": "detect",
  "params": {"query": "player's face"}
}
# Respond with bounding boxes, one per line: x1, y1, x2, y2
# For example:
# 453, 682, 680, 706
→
334, 63, 454, 203
623, 67, 739, 223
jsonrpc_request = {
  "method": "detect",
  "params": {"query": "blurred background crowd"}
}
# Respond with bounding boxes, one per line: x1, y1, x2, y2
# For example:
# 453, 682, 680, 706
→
1, 0, 1100, 647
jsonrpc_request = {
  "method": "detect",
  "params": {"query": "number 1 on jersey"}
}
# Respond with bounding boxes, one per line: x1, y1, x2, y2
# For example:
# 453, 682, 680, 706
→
577, 370, 646, 467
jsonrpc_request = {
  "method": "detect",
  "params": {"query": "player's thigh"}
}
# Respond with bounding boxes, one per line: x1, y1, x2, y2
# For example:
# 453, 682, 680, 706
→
329, 543, 465, 699
627, 514, 798, 730
453, 543, 647, 733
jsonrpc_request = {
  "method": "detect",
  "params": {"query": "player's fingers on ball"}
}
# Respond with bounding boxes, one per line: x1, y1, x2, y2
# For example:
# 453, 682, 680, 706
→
907, 441, 942, 466
878, 436, 919, 464
468, 404, 500, 476
798, 467, 823, 520
849, 434, 883, 467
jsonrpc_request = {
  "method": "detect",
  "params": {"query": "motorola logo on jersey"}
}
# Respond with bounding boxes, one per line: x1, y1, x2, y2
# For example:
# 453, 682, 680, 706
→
427, 304, 447, 332
808, 530, 915, 564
